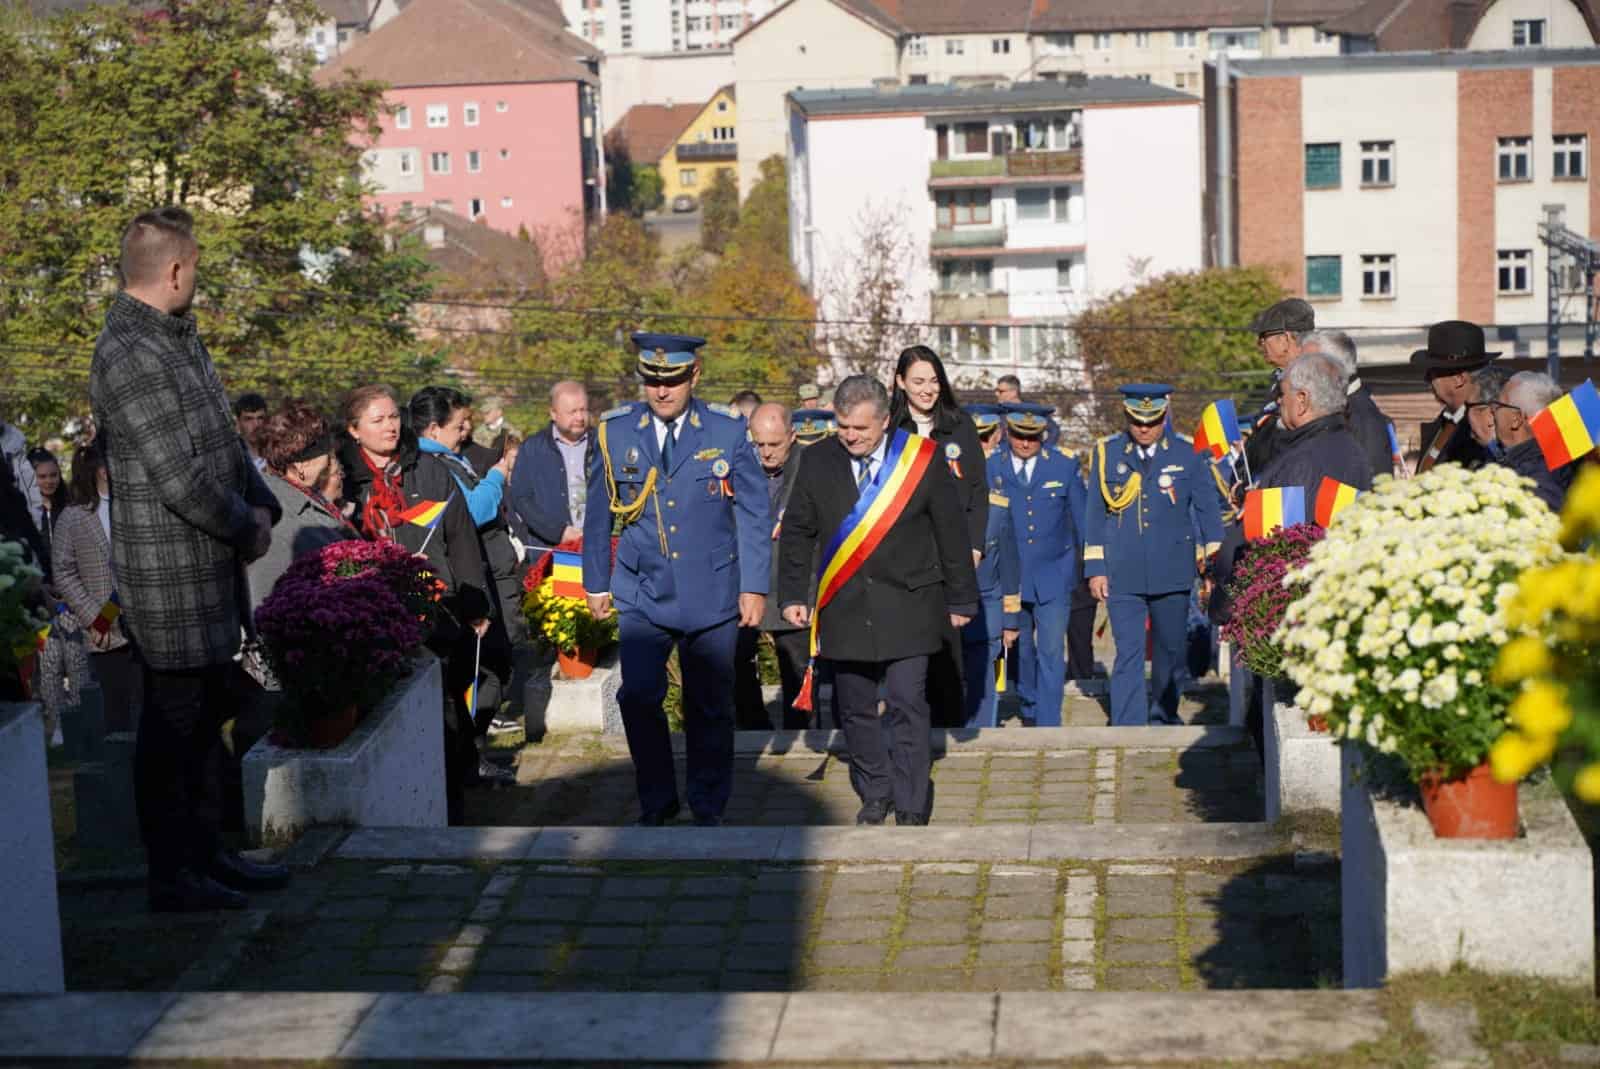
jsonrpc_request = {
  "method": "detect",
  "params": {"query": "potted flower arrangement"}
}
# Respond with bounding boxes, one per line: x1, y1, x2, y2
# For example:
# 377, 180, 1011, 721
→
0, 539, 49, 701
1279, 464, 1563, 838
522, 539, 618, 680
255, 540, 443, 748
1488, 465, 1600, 800
1220, 522, 1326, 727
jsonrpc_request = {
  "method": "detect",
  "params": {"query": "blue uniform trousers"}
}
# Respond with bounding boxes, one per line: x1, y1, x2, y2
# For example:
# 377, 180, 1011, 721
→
960, 595, 1004, 729
1016, 598, 1067, 727
617, 611, 738, 817
1107, 591, 1188, 726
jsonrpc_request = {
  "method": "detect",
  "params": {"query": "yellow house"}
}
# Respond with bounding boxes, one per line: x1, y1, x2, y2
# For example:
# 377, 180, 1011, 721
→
660, 85, 737, 205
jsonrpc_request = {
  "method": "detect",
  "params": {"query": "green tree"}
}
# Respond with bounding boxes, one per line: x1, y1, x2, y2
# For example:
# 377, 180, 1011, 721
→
0, 0, 436, 428
1073, 266, 1286, 438
631, 165, 664, 215
699, 168, 739, 254
734, 155, 790, 258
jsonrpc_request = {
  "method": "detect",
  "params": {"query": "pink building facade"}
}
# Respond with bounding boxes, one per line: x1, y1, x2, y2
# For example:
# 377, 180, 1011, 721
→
363, 80, 597, 261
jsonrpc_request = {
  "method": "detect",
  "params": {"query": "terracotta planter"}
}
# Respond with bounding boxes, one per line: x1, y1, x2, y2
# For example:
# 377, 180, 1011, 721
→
1306, 713, 1329, 733
1419, 762, 1518, 839
307, 704, 360, 750
557, 647, 598, 680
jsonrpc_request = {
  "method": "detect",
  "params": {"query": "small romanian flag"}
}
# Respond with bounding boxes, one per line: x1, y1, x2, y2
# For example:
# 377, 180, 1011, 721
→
1313, 476, 1361, 526
398, 499, 447, 530
1242, 486, 1305, 541
551, 550, 585, 599
91, 592, 121, 636
994, 652, 1007, 694
1530, 379, 1600, 471
1192, 399, 1242, 460
1386, 423, 1403, 465
464, 680, 477, 716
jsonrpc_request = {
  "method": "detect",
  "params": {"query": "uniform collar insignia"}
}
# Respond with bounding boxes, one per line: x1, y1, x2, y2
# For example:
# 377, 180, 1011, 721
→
689, 409, 702, 429
636, 411, 649, 429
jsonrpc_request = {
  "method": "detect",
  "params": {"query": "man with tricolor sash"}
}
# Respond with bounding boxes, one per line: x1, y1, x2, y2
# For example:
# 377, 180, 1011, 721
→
582, 332, 770, 828
1085, 385, 1223, 727
778, 376, 977, 826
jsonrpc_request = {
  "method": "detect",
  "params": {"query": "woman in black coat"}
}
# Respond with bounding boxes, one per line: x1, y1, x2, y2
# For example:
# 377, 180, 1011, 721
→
888, 345, 986, 728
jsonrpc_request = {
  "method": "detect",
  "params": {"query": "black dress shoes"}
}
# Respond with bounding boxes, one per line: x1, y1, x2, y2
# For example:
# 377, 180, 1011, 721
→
856, 799, 893, 825
209, 849, 292, 892
896, 812, 928, 826
476, 757, 517, 786
692, 812, 722, 827
637, 801, 682, 826
150, 868, 248, 913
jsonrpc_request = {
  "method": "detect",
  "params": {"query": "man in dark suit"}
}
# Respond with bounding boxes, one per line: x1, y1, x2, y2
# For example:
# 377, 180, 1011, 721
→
778, 375, 978, 826
510, 381, 592, 550
1243, 298, 1315, 474
1302, 329, 1394, 483
1411, 320, 1498, 472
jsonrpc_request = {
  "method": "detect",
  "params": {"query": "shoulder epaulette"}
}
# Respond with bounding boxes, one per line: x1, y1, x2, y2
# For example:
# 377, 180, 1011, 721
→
1174, 432, 1193, 444
704, 402, 739, 419
989, 491, 1009, 508
1055, 443, 1075, 458
600, 403, 636, 422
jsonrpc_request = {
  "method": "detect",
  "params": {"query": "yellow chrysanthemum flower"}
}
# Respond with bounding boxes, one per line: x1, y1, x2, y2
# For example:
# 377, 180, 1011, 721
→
1509, 680, 1573, 739
1493, 635, 1552, 685
1489, 729, 1557, 783
1575, 763, 1600, 803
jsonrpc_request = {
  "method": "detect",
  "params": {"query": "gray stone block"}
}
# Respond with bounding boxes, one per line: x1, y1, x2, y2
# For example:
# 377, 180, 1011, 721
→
1027, 822, 1286, 861
0, 702, 63, 993
338, 827, 540, 861
1264, 690, 1340, 822
0, 993, 174, 1058
771, 993, 997, 1061
135, 993, 379, 1060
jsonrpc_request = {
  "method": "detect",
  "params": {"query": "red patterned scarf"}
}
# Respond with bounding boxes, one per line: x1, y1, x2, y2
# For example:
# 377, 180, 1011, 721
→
357, 450, 405, 541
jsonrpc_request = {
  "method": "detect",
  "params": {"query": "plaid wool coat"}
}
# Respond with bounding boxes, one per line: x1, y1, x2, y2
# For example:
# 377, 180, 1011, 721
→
89, 293, 280, 671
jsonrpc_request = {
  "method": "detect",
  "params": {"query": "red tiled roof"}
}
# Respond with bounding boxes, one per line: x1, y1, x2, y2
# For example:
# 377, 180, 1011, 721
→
1321, 0, 1599, 48
397, 207, 547, 292
607, 102, 703, 164
318, 0, 596, 89
1029, 0, 1362, 33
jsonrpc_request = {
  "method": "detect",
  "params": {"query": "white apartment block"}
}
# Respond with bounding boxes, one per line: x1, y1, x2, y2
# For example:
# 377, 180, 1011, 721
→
789, 79, 1204, 389
563, 0, 780, 52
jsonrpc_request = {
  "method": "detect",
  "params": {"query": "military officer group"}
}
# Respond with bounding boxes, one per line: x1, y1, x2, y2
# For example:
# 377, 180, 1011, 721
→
580, 298, 1539, 828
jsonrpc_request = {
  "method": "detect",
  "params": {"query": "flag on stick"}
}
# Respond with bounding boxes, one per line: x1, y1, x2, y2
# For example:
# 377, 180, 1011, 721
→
398, 499, 447, 529
1312, 476, 1361, 527
1242, 486, 1305, 541
551, 550, 585, 599
1530, 380, 1600, 470
1192, 400, 1243, 460
91, 592, 121, 636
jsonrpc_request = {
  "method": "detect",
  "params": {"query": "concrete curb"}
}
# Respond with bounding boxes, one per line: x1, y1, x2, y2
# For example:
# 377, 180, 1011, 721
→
553, 724, 1249, 758
0, 990, 1386, 1063
335, 822, 1289, 863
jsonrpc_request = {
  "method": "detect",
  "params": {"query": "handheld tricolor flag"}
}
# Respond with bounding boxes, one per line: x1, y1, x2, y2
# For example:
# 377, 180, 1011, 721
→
1313, 476, 1361, 527
91, 592, 121, 636
994, 652, 1006, 694
1386, 423, 1405, 475
398, 499, 447, 530
1242, 486, 1306, 541
1530, 380, 1600, 471
551, 550, 585, 599
1192, 400, 1242, 460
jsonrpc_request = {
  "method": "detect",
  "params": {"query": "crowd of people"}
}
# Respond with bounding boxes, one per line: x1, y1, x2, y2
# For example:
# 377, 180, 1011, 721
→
1, 206, 1584, 911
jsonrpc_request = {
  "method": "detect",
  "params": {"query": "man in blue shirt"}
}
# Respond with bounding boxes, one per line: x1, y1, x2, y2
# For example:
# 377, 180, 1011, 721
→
510, 381, 592, 551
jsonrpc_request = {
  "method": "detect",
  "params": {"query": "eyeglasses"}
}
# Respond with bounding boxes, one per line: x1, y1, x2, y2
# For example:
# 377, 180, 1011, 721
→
1465, 401, 1523, 416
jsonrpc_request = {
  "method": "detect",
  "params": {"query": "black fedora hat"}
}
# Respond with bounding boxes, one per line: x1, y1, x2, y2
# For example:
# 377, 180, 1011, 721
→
1409, 320, 1501, 372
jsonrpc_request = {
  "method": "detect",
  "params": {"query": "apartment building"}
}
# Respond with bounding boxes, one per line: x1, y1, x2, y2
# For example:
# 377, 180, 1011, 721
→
562, 0, 781, 52
1325, 0, 1598, 51
1213, 48, 1600, 357
319, 0, 604, 267
789, 79, 1203, 388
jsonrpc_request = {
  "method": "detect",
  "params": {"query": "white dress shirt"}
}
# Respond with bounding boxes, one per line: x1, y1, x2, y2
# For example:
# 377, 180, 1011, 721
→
1011, 455, 1035, 483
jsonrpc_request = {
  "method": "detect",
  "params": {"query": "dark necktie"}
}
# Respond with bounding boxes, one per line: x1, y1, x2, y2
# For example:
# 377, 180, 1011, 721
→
856, 457, 872, 494
1020, 459, 1033, 486
660, 418, 677, 472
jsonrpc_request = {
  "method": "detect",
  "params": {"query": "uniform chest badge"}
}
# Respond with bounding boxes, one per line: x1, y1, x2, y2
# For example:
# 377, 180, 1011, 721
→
696, 448, 724, 461
1116, 462, 1128, 476
944, 441, 963, 480
711, 458, 730, 478
1158, 473, 1173, 489
625, 446, 640, 464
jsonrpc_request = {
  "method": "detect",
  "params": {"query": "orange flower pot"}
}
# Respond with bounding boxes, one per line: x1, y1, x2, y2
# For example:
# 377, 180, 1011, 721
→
557, 647, 599, 680
1419, 762, 1518, 839
307, 704, 360, 750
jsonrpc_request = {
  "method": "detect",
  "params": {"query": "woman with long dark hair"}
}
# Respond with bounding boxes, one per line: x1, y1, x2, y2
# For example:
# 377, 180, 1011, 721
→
887, 344, 987, 727
27, 447, 68, 558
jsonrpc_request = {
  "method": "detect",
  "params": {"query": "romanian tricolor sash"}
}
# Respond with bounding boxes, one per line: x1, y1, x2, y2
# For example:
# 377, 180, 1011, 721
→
792, 432, 936, 712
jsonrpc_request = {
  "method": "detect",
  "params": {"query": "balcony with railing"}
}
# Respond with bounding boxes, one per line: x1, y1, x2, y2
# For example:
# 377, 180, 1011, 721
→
930, 149, 1083, 185
930, 225, 1007, 253
932, 292, 1010, 320
676, 141, 737, 162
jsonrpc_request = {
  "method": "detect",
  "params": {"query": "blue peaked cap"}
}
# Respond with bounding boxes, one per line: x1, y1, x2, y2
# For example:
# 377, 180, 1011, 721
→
1001, 401, 1054, 436
1118, 383, 1172, 422
631, 332, 705, 381
964, 403, 1003, 432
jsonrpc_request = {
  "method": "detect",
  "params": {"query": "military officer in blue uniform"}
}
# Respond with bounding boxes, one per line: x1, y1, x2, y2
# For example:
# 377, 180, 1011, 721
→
792, 408, 836, 448
991, 402, 1086, 727
583, 333, 771, 825
961, 405, 1021, 728
1084, 385, 1224, 727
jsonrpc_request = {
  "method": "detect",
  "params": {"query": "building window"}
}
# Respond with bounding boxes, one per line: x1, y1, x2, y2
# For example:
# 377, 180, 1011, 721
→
1173, 30, 1198, 47
1512, 18, 1546, 46
1315, 28, 1333, 44
1209, 29, 1261, 51
426, 103, 448, 128
501, 196, 513, 208
1056, 258, 1080, 289
719, 14, 740, 29
934, 189, 992, 228
1306, 255, 1341, 297
1277, 26, 1290, 45
992, 37, 1011, 54
1174, 71, 1197, 90
908, 35, 927, 57
1133, 73, 1151, 82
395, 105, 411, 129
1361, 254, 1395, 298
993, 325, 1011, 361
717, 99, 729, 112
945, 37, 965, 55
685, 16, 703, 30
1498, 136, 1532, 181
496, 100, 508, 112
1045, 33, 1073, 52
1305, 142, 1341, 189
1555, 134, 1587, 179
621, 25, 632, 46
680, 168, 697, 186
1360, 140, 1394, 186
1093, 32, 1113, 49
938, 258, 993, 293
1498, 249, 1533, 294
428, 151, 450, 174
1016, 187, 1052, 222
469, 197, 484, 219
712, 125, 734, 141
1134, 31, 1149, 47
433, 199, 453, 212
464, 103, 479, 126
397, 150, 415, 176
467, 150, 481, 173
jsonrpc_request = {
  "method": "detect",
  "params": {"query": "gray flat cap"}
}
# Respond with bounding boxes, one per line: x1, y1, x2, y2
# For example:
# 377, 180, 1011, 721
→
1249, 298, 1315, 336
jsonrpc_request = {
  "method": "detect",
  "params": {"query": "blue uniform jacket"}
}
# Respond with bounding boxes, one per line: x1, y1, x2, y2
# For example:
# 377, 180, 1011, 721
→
582, 398, 770, 632
510, 424, 593, 547
969, 484, 1022, 640
990, 446, 1086, 606
1084, 432, 1223, 596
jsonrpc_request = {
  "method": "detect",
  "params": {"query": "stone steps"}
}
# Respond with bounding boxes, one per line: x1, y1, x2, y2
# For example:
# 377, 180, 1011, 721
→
0, 990, 1385, 1064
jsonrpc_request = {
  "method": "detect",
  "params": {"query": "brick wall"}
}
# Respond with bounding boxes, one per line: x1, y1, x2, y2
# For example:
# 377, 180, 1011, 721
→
1554, 66, 1600, 239
1235, 76, 1303, 293
1456, 68, 1532, 323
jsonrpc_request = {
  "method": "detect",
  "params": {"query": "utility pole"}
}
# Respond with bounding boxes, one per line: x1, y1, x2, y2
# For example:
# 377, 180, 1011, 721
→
1538, 203, 1600, 379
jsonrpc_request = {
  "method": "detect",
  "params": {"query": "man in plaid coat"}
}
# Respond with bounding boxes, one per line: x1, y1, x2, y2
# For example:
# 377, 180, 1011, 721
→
89, 207, 287, 913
